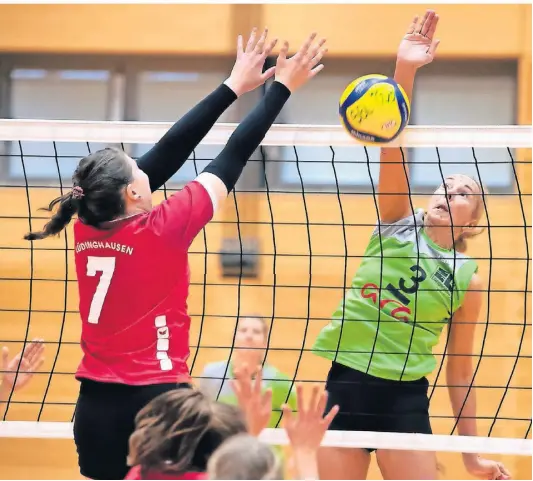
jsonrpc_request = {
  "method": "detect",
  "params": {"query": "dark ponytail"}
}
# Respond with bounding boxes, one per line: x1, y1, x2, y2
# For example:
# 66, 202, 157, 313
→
24, 192, 80, 240
23, 147, 133, 241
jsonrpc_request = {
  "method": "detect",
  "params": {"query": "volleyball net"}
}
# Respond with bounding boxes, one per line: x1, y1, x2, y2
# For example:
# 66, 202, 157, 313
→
0, 120, 531, 461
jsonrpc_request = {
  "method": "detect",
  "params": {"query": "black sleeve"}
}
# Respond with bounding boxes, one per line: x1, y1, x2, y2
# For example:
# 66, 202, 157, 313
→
202, 81, 291, 192
137, 83, 238, 192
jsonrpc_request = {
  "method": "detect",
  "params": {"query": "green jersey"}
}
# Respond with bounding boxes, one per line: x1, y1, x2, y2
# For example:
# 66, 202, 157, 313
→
199, 360, 297, 427
313, 209, 478, 381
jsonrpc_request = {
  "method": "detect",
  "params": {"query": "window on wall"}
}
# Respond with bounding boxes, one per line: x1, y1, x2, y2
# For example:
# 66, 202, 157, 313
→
8, 68, 112, 181
133, 59, 247, 185
410, 61, 517, 191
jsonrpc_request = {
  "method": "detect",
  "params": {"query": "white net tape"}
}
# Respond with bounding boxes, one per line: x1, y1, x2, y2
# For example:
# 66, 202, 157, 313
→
0, 119, 531, 147
0, 422, 530, 456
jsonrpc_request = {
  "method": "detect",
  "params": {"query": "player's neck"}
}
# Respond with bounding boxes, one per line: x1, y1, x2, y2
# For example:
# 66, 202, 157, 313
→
107, 206, 150, 223
423, 224, 456, 251
124, 205, 151, 217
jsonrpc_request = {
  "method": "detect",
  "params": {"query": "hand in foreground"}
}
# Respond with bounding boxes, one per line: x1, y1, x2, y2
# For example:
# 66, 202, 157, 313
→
397, 9, 440, 70
463, 454, 511, 480
231, 364, 272, 436
274, 32, 327, 92
225, 27, 278, 97
282, 384, 338, 454
1, 339, 45, 393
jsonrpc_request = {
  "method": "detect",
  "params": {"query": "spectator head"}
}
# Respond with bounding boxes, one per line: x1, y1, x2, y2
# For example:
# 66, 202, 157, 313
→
207, 434, 283, 480
128, 388, 247, 477
234, 315, 269, 365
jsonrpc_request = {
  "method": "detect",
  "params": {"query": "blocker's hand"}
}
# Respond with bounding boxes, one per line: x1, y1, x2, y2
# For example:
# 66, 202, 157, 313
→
397, 9, 440, 69
274, 32, 328, 92
225, 27, 278, 97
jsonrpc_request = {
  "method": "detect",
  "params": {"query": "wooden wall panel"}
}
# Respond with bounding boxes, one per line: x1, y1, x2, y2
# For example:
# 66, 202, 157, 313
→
0, 4, 529, 58
1, 188, 531, 479
262, 4, 526, 58
0, 5, 234, 55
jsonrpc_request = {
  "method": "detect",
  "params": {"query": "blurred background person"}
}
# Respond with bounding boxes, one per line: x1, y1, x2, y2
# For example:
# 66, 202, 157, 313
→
199, 315, 296, 427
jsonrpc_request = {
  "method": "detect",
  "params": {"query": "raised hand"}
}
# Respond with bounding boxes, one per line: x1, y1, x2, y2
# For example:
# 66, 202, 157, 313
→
1, 339, 45, 392
274, 33, 328, 92
282, 384, 338, 453
225, 27, 278, 97
397, 9, 440, 69
231, 364, 272, 437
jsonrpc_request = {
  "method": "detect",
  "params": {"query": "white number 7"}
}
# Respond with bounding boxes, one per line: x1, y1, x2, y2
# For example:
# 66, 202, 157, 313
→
87, 256, 116, 324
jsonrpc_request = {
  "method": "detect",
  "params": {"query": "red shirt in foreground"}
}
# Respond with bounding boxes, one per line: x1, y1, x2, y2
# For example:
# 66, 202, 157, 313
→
125, 466, 207, 480
74, 181, 213, 385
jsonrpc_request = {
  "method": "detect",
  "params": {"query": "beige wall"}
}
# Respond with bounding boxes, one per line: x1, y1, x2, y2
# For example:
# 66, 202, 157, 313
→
0, 5, 530, 58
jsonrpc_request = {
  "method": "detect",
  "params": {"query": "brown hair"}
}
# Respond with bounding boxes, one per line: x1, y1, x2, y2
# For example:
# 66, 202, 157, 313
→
238, 315, 269, 338
207, 434, 283, 480
128, 388, 246, 477
453, 177, 486, 253
24, 148, 132, 240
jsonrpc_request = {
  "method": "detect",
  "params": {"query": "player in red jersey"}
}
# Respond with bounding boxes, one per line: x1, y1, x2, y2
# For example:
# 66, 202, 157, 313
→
24, 29, 327, 480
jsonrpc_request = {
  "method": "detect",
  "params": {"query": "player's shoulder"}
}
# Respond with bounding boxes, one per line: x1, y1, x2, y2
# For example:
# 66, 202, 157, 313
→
146, 181, 211, 228
372, 208, 425, 241
468, 272, 483, 291
124, 466, 142, 480
262, 364, 290, 382
152, 180, 209, 212
201, 360, 229, 377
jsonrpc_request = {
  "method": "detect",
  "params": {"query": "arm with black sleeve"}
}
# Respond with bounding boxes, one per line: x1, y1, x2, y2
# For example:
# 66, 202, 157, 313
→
195, 80, 291, 211
153, 33, 326, 247
137, 83, 238, 193
136, 27, 280, 193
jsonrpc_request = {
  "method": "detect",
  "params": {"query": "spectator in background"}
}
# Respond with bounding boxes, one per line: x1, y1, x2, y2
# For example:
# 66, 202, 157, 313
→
199, 315, 296, 426
207, 434, 283, 480
1, 339, 45, 419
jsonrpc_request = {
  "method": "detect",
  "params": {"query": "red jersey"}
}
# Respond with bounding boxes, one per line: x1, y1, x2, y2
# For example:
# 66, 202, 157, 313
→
125, 466, 207, 480
74, 180, 213, 385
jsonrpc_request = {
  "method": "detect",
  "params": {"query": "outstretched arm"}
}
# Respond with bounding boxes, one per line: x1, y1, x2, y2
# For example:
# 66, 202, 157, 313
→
155, 33, 327, 248
196, 33, 327, 213
447, 275, 511, 480
378, 10, 440, 223
138, 28, 278, 192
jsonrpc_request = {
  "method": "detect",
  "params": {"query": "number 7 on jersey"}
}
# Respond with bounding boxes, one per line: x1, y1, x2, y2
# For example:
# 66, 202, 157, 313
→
86, 256, 116, 324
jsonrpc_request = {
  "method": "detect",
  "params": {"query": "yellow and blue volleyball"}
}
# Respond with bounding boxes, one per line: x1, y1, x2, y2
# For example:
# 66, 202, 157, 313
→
339, 74, 410, 144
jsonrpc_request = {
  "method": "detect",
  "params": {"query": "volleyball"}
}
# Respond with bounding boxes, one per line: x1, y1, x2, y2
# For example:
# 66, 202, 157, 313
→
339, 74, 411, 144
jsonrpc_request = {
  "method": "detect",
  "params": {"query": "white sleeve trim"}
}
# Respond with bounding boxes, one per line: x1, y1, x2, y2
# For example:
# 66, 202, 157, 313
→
195, 172, 228, 214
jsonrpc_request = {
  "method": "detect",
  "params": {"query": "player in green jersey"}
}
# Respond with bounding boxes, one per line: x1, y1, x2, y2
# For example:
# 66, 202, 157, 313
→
313, 10, 510, 481
199, 315, 296, 427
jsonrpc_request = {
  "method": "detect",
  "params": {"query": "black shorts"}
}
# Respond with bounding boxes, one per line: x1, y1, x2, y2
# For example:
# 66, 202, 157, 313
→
73, 379, 191, 480
324, 362, 432, 452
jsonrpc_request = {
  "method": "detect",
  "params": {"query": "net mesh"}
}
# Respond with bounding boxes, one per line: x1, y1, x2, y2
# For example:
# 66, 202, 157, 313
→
0, 120, 531, 458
